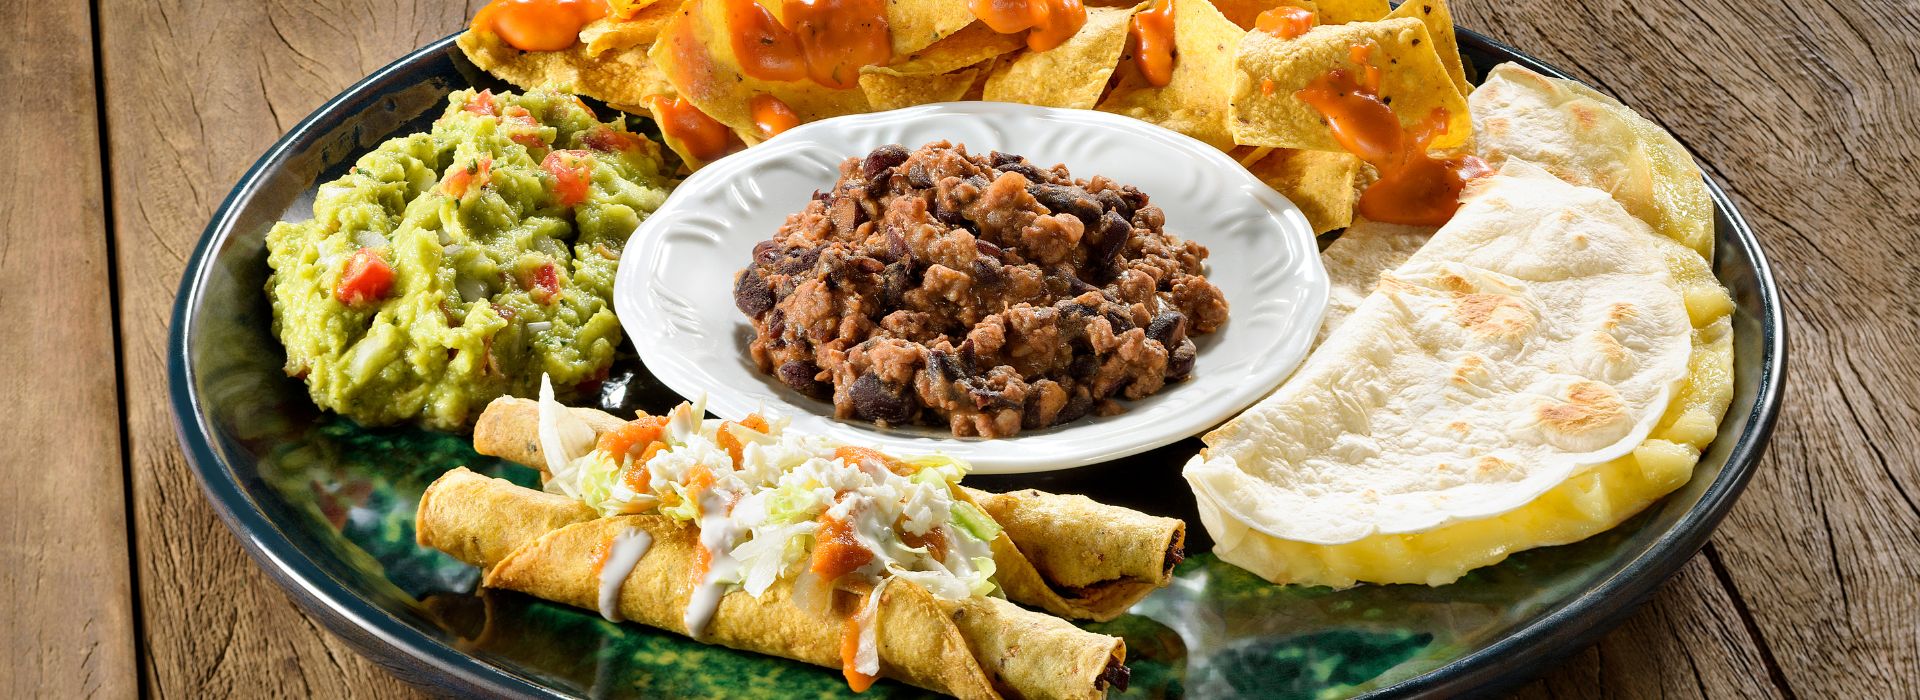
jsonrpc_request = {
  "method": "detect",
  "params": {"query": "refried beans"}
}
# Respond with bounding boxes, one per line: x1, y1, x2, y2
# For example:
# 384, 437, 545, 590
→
733, 141, 1229, 437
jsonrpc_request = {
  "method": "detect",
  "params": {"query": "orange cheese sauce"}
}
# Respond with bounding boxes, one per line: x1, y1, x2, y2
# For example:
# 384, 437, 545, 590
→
723, 0, 889, 89
969, 0, 1088, 52
749, 94, 801, 138
647, 94, 738, 162
472, 0, 610, 51
1129, 0, 1176, 87
1295, 43, 1488, 226
1253, 5, 1313, 39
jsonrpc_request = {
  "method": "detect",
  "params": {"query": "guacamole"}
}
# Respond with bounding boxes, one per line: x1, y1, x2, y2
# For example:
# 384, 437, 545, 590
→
266, 88, 670, 431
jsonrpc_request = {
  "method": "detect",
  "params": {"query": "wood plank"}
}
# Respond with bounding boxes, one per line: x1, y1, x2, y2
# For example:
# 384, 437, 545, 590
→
94, 0, 482, 695
0, 0, 139, 697
1454, 0, 1920, 696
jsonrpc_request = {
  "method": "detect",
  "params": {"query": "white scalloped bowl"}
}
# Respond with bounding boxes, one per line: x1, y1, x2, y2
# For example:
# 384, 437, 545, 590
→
614, 102, 1327, 473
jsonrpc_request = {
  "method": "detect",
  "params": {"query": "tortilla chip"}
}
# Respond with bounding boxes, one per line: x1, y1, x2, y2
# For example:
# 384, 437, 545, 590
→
1244, 147, 1367, 233
887, 0, 983, 56
884, 21, 1026, 75
1097, 0, 1246, 149
1212, 0, 1317, 30
1314, 0, 1388, 23
1227, 18, 1471, 153
582, 1, 683, 56
860, 63, 984, 110
1384, 0, 1468, 94
648, 0, 872, 135
983, 5, 1141, 109
457, 30, 674, 110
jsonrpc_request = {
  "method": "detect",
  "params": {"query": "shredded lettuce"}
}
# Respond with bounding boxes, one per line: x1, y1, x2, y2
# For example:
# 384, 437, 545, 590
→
950, 500, 1002, 543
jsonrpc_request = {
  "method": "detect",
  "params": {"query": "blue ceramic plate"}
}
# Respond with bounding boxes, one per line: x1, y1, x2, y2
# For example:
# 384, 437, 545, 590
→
170, 27, 1785, 699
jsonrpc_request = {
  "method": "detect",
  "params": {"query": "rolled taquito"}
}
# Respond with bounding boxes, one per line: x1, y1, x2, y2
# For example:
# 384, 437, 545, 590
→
418, 468, 1129, 700
471, 397, 1183, 621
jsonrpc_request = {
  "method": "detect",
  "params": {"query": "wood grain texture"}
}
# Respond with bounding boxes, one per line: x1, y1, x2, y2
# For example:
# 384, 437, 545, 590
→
91, 0, 1920, 696
0, 0, 139, 697
94, 0, 478, 696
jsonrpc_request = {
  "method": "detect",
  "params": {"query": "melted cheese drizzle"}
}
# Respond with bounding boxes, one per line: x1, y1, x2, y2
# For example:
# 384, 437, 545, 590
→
596, 527, 652, 622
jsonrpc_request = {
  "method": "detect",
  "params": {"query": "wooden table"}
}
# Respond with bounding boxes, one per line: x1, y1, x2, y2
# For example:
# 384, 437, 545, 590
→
5, 0, 1914, 696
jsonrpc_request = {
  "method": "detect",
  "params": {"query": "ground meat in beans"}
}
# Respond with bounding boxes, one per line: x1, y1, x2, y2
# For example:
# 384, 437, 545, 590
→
735, 141, 1229, 437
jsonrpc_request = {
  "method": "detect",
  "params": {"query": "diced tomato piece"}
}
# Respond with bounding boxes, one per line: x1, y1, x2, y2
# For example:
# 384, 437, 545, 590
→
810, 515, 873, 580
528, 261, 561, 304
463, 89, 498, 116
598, 416, 667, 464
541, 149, 595, 207
335, 248, 395, 307
441, 157, 493, 199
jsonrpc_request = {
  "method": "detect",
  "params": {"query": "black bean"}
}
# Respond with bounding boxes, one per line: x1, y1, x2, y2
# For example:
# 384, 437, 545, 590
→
1146, 309, 1188, 347
862, 144, 909, 179
777, 361, 831, 399
972, 258, 1002, 288
994, 160, 1049, 183
752, 239, 781, 266
1093, 210, 1131, 269
1029, 183, 1104, 227
881, 262, 911, 306
1057, 390, 1093, 423
974, 238, 1004, 261
1068, 354, 1097, 380
907, 161, 935, 188
1103, 309, 1133, 332
849, 372, 913, 423
733, 268, 774, 317
1096, 189, 1133, 220
885, 229, 911, 262
775, 247, 821, 275
1166, 339, 1197, 381
989, 151, 1022, 167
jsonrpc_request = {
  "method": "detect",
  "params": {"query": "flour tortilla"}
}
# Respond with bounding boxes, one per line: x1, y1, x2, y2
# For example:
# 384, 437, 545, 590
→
1470, 63, 1714, 260
1186, 162, 1697, 553
1313, 216, 1436, 346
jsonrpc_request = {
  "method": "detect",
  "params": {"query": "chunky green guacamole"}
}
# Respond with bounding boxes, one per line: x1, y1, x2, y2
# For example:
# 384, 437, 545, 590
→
267, 88, 670, 431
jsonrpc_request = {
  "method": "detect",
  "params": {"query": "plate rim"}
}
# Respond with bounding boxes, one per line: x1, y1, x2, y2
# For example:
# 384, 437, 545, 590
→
168, 27, 1787, 700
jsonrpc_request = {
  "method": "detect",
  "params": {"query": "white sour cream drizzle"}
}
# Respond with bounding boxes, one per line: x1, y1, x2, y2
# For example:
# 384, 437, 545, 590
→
685, 486, 744, 641
595, 527, 652, 622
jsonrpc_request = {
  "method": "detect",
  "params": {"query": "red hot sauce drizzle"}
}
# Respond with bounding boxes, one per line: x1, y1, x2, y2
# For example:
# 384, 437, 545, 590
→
1294, 42, 1488, 226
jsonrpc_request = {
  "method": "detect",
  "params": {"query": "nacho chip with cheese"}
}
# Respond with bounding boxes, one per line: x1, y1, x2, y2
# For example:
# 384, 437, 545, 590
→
984, 4, 1142, 109
1211, 0, 1316, 30
647, 0, 872, 136
1228, 17, 1471, 153
1098, 0, 1246, 150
